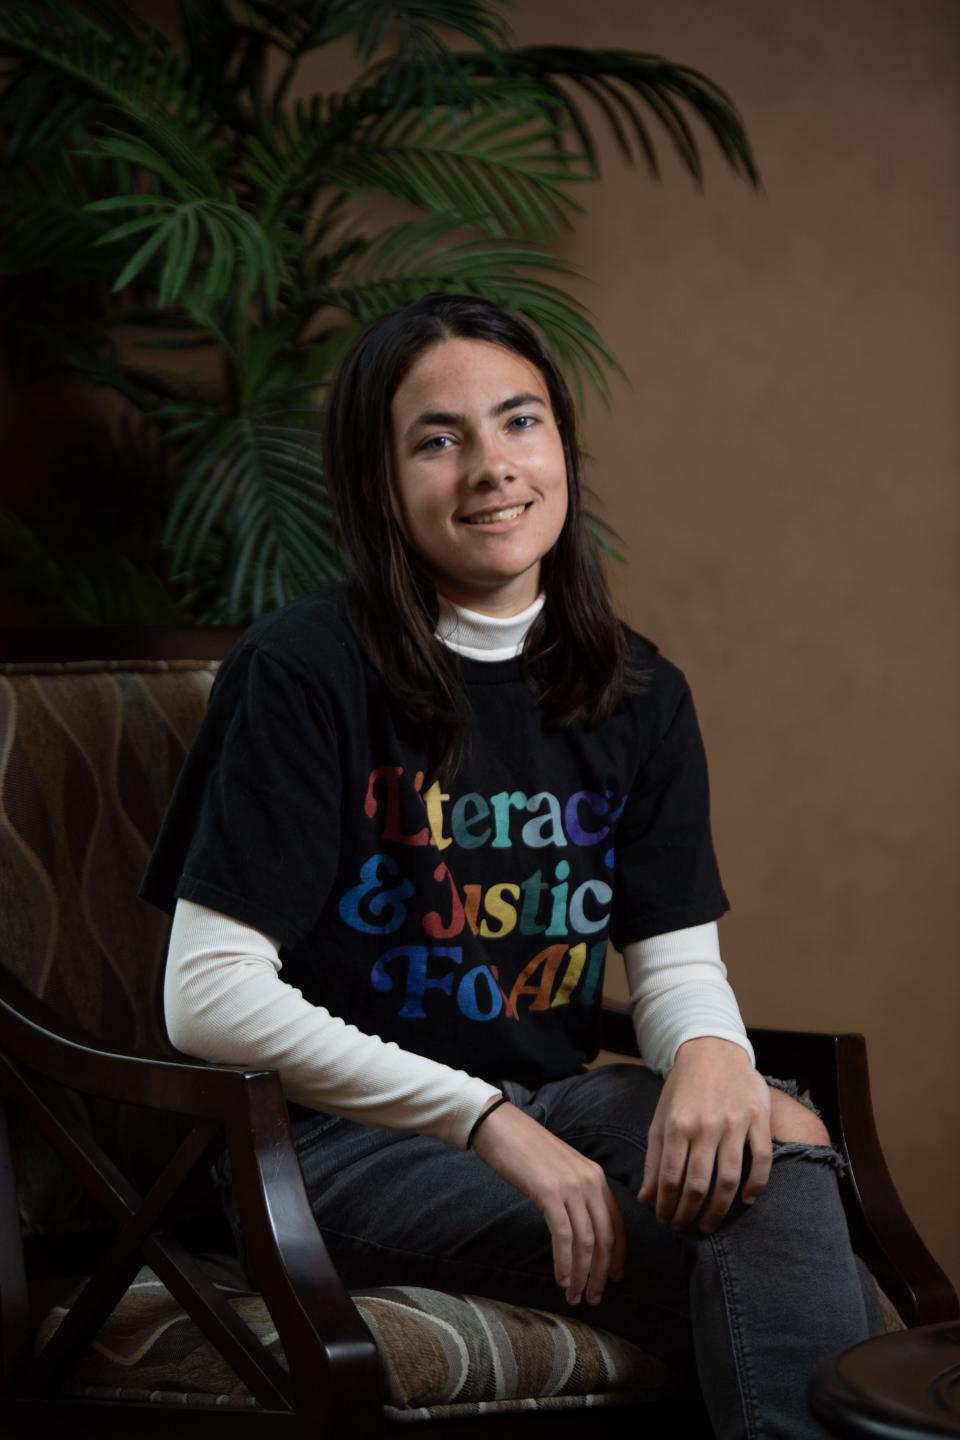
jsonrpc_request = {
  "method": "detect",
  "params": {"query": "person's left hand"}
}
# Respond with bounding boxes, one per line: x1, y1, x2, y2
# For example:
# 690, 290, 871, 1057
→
636, 1036, 772, 1234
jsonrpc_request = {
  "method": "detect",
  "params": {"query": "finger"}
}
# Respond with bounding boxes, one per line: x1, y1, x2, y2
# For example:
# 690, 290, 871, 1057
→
583, 1193, 616, 1304
698, 1131, 747, 1231
543, 1199, 574, 1294
669, 1136, 717, 1230
564, 1200, 596, 1305
655, 1134, 690, 1227
740, 1117, 773, 1205
636, 1125, 663, 1205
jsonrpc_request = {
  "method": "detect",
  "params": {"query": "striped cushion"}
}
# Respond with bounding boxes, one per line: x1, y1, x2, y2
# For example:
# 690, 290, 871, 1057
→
36, 1257, 689, 1419
35, 1257, 904, 1421
355, 1287, 685, 1420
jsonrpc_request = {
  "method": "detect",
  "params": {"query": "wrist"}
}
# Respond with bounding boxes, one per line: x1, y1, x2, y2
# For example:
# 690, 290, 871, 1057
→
674, 1035, 753, 1067
466, 1095, 509, 1149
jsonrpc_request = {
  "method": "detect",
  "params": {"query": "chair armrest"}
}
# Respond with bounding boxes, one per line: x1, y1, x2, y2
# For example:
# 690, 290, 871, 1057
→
0, 991, 277, 1117
750, 1027, 958, 1326
599, 1005, 958, 1327
0, 994, 384, 1428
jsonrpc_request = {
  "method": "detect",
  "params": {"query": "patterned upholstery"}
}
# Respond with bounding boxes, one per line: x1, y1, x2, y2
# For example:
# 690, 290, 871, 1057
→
1, 653, 905, 1420
0, 659, 217, 1057
34, 1257, 906, 1420
0, 658, 218, 1233
37, 1257, 691, 1419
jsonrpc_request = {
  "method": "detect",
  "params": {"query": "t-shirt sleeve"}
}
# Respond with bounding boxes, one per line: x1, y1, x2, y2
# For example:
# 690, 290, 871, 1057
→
140, 643, 341, 951
608, 669, 730, 949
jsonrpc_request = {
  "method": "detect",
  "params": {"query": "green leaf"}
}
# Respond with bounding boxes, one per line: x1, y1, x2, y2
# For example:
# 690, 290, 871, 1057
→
438, 45, 762, 187
88, 196, 284, 309
161, 405, 339, 620
326, 218, 621, 404
85, 193, 176, 212
95, 213, 165, 245
112, 221, 169, 291
252, 78, 586, 240
0, 6, 228, 193
158, 202, 199, 307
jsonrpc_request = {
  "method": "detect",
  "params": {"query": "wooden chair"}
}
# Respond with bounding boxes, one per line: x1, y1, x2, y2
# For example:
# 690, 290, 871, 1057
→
0, 628, 955, 1439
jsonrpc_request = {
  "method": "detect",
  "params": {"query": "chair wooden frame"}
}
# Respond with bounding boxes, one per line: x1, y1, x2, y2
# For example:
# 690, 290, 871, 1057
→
1, 628, 955, 1437
2, 985, 956, 1439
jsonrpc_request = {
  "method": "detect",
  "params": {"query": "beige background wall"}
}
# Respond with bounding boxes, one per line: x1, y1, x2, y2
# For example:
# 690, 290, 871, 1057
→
505, 0, 958, 1287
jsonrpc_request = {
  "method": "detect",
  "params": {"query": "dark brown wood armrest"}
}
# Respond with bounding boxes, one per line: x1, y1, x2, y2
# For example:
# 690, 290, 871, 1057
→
0, 993, 282, 1117
0, 994, 384, 1430
599, 1006, 958, 1328
750, 1027, 958, 1327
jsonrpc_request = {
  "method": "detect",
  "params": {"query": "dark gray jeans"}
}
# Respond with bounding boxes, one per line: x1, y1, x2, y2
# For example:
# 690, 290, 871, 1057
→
219, 1063, 886, 1440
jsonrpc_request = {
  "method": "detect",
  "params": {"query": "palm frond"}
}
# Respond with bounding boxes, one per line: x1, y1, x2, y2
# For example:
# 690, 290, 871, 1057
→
338, 0, 513, 110
250, 0, 512, 111
342, 110, 578, 240
251, 93, 584, 240
163, 407, 341, 620
0, 110, 144, 275
326, 218, 622, 406
0, 0, 760, 624
0, 5, 229, 193
369, 45, 762, 187
178, 0, 274, 129
85, 193, 283, 309
0, 63, 97, 159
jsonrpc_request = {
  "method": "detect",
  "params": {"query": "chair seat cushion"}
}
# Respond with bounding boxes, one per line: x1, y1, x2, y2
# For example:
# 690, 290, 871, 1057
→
36, 1256, 689, 1420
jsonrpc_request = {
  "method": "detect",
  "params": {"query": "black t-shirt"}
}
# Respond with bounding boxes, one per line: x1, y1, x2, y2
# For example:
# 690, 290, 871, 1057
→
141, 585, 729, 1087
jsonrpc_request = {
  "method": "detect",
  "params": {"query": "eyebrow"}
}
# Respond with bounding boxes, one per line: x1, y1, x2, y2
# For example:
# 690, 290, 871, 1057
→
403, 392, 545, 439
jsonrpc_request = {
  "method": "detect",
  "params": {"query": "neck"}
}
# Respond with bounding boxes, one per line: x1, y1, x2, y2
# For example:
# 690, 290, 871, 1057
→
435, 593, 544, 660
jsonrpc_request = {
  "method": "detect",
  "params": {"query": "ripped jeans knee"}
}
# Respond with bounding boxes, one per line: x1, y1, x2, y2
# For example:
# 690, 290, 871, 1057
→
763, 1074, 848, 1177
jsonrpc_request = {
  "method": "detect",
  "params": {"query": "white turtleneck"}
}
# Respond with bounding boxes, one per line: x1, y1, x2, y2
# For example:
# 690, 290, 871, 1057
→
435, 592, 545, 659
164, 596, 753, 1151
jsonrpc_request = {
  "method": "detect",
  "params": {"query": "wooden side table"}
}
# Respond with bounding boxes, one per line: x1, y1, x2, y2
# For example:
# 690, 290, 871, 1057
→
811, 1322, 960, 1438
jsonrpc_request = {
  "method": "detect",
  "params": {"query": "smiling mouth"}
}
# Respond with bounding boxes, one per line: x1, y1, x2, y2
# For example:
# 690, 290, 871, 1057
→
461, 503, 532, 526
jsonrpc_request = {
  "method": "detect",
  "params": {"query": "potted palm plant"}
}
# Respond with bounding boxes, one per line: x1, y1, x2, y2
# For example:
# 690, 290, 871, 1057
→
0, 0, 759, 623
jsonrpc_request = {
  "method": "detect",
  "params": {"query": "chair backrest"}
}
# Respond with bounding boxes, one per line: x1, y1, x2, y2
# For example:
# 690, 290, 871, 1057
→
0, 629, 242, 1232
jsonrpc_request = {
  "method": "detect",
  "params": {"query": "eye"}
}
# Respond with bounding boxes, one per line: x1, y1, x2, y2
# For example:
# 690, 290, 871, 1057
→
418, 434, 453, 453
509, 415, 538, 431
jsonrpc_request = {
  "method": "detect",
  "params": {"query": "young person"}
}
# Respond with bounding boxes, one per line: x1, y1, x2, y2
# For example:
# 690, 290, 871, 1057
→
141, 293, 884, 1439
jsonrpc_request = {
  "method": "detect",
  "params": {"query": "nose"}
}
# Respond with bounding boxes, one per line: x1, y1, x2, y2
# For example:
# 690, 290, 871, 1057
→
468, 431, 516, 489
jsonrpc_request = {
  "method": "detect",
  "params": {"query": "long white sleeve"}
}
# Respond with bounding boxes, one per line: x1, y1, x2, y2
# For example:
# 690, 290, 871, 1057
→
623, 921, 754, 1075
164, 899, 501, 1150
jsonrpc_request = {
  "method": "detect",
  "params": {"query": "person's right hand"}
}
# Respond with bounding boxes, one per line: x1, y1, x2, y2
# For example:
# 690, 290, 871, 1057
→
469, 1100, 627, 1307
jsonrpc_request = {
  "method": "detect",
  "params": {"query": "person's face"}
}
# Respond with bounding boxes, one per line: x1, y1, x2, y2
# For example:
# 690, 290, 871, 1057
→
388, 337, 569, 616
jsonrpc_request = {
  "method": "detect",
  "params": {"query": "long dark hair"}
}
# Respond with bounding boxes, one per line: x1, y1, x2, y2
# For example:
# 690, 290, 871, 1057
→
323, 292, 642, 786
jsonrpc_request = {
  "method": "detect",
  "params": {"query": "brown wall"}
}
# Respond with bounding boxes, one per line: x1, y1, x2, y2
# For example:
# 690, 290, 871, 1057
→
507, 0, 958, 1286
